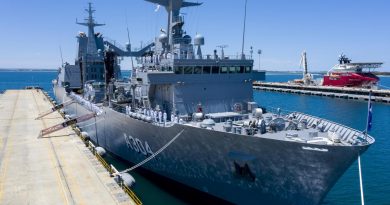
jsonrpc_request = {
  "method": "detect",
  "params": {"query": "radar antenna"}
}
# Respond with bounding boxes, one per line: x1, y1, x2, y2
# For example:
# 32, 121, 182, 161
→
217, 45, 228, 59
59, 46, 64, 66
76, 3, 105, 56
125, 14, 135, 71
144, 0, 202, 50
241, 0, 248, 59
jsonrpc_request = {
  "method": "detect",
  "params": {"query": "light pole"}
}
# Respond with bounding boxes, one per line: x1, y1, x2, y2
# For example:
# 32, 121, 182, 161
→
257, 49, 262, 70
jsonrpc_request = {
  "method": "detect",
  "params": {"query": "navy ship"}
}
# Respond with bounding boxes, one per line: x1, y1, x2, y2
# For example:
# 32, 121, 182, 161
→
52, 1, 374, 204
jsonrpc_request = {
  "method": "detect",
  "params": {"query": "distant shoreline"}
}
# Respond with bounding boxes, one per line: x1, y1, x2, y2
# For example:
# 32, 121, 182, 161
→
0, 68, 57, 72
372, 72, 390, 76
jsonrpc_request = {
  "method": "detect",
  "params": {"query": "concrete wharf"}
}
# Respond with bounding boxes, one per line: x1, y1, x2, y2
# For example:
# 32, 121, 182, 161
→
0, 89, 138, 205
253, 82, 390, 103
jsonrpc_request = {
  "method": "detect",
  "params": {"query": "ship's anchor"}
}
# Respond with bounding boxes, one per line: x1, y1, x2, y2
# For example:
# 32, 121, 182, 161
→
233, 161, 256, 182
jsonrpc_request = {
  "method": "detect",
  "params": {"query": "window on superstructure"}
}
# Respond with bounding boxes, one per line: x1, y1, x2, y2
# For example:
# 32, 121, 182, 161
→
174, 66, 183, 74
238, 66, 245, 73
194, 66, 202, 74
203, 66, 211, 74
229, 67, 236, 73
245, 66, 252, 73
212, 66, 219, 74
220, 66, 228, 74
184, 66, 193, 74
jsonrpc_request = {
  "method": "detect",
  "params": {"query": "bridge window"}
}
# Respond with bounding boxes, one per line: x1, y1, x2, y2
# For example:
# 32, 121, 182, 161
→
229, 67, 236, 73
238, 66, 245, 73
174, 66, 183, 74
194, 66, 202, 74
220, 66, 228, 74
212, 66, 219, 74
184, 66, 193, 74
245, 66, 252, 73
203, 66, 211, 74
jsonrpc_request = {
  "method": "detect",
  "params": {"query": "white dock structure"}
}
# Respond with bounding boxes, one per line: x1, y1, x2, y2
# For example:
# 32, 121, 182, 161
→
253, 82, 390, 103
0, 89, 138, 205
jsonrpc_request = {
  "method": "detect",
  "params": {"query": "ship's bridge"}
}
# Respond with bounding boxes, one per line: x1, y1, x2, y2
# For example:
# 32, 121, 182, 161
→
134, 58, 254, 117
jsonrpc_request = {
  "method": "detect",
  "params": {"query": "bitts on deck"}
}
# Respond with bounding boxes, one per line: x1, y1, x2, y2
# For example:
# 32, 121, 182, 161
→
0, 89, 135, 205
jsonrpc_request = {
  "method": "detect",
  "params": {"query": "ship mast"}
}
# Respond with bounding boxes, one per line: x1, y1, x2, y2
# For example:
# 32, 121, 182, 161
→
76, 3, 105, 57
145, 0, 202, 52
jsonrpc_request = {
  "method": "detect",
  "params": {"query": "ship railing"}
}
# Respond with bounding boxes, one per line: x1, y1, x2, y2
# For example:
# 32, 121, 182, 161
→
263, 106, 374, 144
172, 54, 253, 60
69, 92, 103, 115
201, 54, 252, 60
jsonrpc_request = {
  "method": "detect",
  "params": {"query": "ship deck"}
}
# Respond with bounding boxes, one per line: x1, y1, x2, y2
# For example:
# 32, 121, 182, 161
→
0, 90, 136, 205
185, 111, 374, 147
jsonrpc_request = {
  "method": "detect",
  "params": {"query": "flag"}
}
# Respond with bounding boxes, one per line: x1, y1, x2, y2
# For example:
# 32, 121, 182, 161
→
366, 92, 373, 132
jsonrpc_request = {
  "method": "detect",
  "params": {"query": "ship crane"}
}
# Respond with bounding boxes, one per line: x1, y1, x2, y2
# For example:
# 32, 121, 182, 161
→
291, 51, 315, 85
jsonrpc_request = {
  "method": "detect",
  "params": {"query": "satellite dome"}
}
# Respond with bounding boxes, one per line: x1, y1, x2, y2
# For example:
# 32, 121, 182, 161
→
183, 35, 192, 44
194, 33, 205, 46
158, 33, 168, 43
201, 119, 215, 127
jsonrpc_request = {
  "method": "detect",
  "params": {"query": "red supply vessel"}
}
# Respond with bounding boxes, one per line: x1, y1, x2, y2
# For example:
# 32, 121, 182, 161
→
322, 54, 382, 88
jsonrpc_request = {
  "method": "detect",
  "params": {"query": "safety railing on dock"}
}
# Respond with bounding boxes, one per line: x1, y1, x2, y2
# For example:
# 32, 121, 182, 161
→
122, 182, 143, 205
85, 140, 142, 205
95, 150, 112, 173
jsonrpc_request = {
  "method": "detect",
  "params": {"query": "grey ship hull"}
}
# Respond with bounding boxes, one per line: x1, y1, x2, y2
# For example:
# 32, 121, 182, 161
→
54, 86, 369, 205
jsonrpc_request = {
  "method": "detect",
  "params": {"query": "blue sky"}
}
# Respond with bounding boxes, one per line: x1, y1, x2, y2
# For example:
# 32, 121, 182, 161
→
0, 0, 388, 71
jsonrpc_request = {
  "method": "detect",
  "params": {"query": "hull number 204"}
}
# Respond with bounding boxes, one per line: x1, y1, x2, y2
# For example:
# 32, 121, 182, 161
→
124, 134, 154, 156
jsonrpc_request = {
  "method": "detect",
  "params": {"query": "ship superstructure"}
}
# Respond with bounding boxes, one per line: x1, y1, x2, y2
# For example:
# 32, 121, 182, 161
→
125, 0, 254, 117
52, 2, 374, 205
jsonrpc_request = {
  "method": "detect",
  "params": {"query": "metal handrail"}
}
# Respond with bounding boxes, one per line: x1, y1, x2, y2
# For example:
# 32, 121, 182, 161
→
123, 185, 143, 205
264, 106, 374, 144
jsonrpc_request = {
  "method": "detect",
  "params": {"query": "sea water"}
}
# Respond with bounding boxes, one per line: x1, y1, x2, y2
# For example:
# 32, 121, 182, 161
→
1, 70, 389, 205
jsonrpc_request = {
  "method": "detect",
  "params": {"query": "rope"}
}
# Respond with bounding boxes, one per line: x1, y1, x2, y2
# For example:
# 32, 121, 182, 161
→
118, 129, 185, 174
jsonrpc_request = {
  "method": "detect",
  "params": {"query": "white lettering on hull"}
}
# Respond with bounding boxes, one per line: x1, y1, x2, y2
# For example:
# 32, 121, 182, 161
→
124, 134, 154, 156
302, 146, 329, 152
